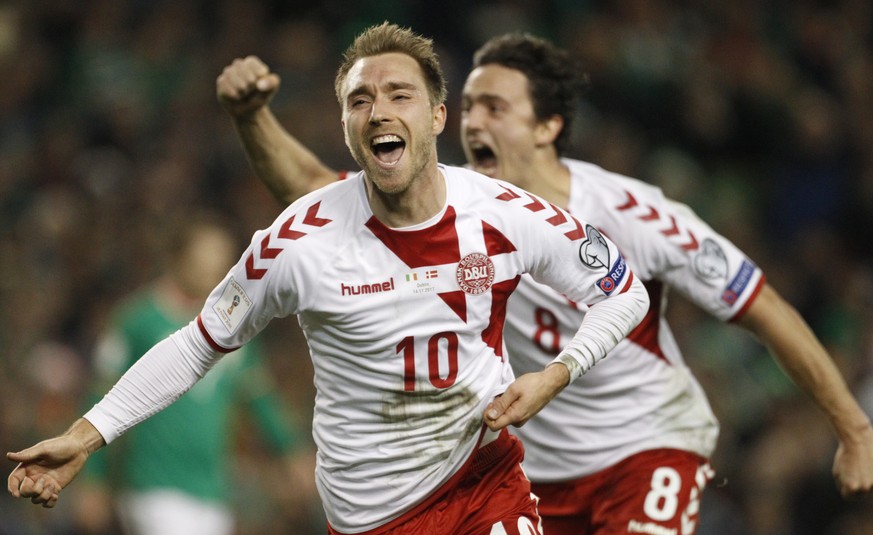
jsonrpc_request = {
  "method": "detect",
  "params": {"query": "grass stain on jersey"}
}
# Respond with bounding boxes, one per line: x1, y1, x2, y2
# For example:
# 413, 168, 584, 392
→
380, 386, 482, 465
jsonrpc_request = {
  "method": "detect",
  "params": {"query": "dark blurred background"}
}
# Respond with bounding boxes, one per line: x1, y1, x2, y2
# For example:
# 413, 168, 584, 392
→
1, 1, 872, 533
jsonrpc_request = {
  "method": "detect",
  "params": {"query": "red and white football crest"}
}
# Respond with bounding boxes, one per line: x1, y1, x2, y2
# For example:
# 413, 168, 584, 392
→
456, 252, 495, 295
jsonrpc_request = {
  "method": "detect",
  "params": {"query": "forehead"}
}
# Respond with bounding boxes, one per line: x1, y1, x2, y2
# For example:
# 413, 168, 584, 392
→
463, 64, 531, 103
342, 52, 427, 97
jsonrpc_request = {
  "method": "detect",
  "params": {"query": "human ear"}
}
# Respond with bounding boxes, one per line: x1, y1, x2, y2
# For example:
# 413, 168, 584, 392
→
535, 114, 564, 147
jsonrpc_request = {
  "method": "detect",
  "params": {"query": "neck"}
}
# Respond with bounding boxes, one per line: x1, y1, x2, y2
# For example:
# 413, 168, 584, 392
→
512, 151, 571, 209
367, 162, 446, 228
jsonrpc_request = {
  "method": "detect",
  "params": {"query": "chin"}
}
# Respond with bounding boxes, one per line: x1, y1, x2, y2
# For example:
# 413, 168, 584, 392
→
371, 173, 409, 195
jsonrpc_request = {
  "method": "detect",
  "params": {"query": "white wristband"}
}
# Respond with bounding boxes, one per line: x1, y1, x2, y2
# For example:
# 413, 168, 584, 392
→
550, 352, 584, 383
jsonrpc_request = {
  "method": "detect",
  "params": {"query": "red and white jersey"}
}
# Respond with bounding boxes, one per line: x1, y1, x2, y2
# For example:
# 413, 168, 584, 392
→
507, 158, 765, 482
197, 164, 641, 533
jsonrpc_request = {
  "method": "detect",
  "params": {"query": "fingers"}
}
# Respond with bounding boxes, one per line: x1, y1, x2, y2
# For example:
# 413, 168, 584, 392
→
217, 55, 280, 104
483, 404, 504, 431
10, 473, 61, 507
7, 449, 40, 499
31, 479, 60, 508
7, 449, 62, 505
7, 463, 23, 498
484, 392, 526, 431
30, 481, 60, 508
838, 477, 873, 498
257, 73, 280, 93
7, 449, 31, 463
7, 446, 49, 469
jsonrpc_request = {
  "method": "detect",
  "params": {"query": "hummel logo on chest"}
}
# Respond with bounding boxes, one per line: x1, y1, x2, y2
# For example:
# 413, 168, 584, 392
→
340, 277, 396, 296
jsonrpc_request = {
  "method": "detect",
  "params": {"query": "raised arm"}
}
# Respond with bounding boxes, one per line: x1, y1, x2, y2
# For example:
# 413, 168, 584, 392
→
216, 56, 338, 205
737, 282, 873, 497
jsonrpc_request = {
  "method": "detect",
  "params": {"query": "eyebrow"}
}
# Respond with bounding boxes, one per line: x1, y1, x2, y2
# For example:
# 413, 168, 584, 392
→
386, 81, 419, 92
347, 80, 421, 102
462, 93, 509, 105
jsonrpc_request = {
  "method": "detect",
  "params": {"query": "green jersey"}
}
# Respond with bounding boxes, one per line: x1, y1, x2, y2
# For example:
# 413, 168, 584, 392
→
83, 286, 300, 502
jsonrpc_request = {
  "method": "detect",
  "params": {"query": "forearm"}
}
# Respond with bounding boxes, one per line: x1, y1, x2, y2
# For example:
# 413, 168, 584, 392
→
233, 107, 337, 205
555, 276, 649, 382
84, 321, 222, 444
768, 316, 870, 440
741, 285, 872, 441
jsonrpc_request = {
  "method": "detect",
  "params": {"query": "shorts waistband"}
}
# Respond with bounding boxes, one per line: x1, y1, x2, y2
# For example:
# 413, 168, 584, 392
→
470, 428, 520, 474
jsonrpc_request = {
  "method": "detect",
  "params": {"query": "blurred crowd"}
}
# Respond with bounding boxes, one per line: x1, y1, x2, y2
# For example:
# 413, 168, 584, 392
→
1, 0, 872, 533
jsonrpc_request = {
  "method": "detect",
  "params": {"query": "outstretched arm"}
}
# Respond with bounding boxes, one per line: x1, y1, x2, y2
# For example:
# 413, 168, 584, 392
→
216, 56, 338, 205
738, 282, 873, 497
8, 323, 220, 507
7, 419, 105, 508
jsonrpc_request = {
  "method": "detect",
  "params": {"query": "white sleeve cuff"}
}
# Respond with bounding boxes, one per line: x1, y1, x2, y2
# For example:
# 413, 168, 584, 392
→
82, 408, 119, 445
550, 352, 584, 383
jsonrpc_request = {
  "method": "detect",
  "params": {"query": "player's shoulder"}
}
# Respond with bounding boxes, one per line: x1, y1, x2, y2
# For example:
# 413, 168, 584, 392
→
269, 172, 366, 237
564, 158, 666, 207
289, 170, 363, 209
443, 164, 543, 208
563, 158, 690, 239
442, 164, 498, 190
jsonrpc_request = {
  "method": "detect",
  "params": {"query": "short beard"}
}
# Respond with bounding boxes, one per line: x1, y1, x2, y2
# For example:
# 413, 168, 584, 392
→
355, 137, 436, 196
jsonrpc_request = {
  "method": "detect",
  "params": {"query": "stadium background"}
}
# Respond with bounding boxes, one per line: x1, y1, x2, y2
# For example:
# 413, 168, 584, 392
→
1, 0, 872, 533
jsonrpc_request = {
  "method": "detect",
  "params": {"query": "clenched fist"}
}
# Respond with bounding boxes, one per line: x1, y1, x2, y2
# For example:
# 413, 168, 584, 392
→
216, 55, 281, 118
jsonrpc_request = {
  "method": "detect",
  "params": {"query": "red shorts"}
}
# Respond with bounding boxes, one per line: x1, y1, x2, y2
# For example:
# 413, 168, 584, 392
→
329, 429, 543, 535
531, 449, 714, 535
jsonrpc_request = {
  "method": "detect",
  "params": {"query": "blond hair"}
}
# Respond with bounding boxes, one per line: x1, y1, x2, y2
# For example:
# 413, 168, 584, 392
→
334, 22, 447, 107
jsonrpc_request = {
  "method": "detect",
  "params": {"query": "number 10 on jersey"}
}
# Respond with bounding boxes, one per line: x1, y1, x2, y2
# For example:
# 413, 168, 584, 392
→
397, 332, 459, 391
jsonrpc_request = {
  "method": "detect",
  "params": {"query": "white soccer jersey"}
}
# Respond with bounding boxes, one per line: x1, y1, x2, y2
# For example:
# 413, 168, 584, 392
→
192, 164, 643, 533
507, 158, 766, 482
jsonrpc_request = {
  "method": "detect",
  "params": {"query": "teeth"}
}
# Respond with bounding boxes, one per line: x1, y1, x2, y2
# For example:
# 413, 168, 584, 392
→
468, 140, 485, 149
372, 134, 402, 145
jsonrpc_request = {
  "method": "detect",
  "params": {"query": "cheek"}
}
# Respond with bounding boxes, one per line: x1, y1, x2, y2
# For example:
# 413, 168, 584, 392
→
493, 129, 526, 151
341, 121, 354, 148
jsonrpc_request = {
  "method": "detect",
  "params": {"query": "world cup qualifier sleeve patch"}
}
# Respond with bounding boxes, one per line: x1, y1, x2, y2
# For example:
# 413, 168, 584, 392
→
579, 225, 609, 269
693, 238, 729, 281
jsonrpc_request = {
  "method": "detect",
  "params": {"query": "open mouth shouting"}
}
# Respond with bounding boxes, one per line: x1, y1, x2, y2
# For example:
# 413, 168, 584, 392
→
467, 140, 498, 177
371, 134, 406, 168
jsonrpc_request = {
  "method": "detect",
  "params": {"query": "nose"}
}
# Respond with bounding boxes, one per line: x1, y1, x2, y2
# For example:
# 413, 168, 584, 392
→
462, 104, 485, 131
369, 96, 390, 125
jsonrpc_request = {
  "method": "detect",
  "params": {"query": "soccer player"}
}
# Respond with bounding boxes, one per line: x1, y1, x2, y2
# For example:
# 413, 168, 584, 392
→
7, 24, 650, 535
213, 33, 873, 534
72, 216, 315, 535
